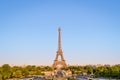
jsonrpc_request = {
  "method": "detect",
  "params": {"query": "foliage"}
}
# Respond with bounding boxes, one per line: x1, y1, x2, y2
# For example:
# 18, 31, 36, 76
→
66, 65, 120, 79
0, 64, 51, 79
0, 64, 120, 79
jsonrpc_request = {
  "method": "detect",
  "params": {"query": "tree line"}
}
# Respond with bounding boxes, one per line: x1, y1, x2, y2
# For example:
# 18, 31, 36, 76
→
0, 64, 52, 80
0, 64, 120, 79
63, 64, 120, 79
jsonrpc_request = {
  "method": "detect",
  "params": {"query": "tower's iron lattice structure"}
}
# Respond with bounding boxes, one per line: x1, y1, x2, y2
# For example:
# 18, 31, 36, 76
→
52, 27, 67, 69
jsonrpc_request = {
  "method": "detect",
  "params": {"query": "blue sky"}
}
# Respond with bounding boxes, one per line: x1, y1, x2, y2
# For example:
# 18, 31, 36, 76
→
0, 0, 120, 66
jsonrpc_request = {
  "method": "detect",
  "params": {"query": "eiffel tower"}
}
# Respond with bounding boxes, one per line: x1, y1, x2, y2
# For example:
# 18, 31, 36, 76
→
52, 27, 67, 69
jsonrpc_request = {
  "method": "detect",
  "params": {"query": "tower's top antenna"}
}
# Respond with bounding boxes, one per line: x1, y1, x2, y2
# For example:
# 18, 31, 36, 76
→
58, 27, 61, 50
58, 26, 61, 32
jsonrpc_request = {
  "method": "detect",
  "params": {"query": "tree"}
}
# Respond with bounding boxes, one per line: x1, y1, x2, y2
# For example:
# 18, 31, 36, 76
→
12, 70, 22, 78
84, 65, 93, 75
35, 70, 42, 75
1, 64, 11, 79
111, 65, 119, 78
22, 68, 29, 77
0, 73, 2, 80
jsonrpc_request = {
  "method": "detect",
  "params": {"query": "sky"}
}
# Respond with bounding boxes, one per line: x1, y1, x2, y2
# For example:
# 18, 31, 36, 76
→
0, 0, 120, 66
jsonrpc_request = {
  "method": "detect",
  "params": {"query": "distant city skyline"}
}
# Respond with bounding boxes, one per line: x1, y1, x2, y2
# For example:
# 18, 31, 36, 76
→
0, 0, 120, 65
